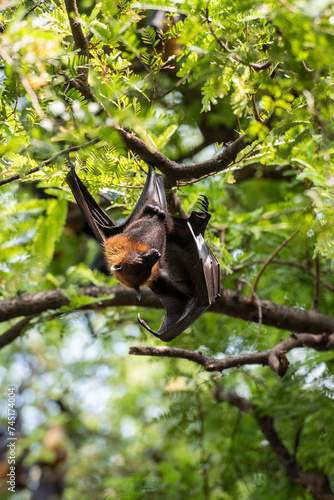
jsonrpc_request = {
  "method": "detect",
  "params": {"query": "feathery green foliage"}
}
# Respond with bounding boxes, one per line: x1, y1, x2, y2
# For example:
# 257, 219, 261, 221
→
0, 0, 334, 499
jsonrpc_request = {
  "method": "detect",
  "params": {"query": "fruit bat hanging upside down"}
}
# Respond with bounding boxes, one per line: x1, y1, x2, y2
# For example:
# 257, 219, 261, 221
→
66, 165, 220, 342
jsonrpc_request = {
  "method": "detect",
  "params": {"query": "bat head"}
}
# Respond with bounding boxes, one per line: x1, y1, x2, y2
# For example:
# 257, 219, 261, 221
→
110, 248, 161, 289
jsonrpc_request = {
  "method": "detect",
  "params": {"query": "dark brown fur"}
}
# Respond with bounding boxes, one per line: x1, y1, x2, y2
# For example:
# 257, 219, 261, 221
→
66, 166, 220, 341
104, 201, 173, 288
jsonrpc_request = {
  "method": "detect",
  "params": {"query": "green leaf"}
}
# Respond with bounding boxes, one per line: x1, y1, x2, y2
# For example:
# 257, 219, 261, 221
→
32, 198, 67, 271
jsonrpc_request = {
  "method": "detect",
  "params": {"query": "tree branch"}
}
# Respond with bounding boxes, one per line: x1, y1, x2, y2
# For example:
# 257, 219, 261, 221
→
64, 0, 89, 58
113, 126, 248, 186
214, 390, 334, 499
251, 94, 265, 123
0, 286, 161, 325
157, 70, 194, 99
0, 315, 38, 349
217, 286, 334, 334
232, 163, 295, 183
63, 0, 95, 102
0, 123, 249, 190
129, 332, 334, 377
1, 286, 334, 337
55, 1, 253, 187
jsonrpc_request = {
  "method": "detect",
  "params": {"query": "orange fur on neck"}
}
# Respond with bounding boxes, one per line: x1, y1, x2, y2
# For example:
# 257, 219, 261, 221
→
103, 234, 159, 287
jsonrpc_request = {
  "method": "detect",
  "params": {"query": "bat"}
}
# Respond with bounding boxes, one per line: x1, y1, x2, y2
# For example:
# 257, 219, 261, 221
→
66, 165, 220, 342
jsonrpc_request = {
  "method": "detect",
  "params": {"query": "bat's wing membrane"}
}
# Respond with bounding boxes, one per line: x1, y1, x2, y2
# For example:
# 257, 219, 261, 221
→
66, 166, 167, 243
67, 165, 220, 342
66, 168, 116, 244
134, 165, 167, 212
139, 220, 220, 342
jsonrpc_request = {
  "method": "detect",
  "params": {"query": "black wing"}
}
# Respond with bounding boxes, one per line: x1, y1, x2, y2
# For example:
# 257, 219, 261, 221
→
138, 195, 220, 342
66, 168, 115, 244
66, 166, 167, 243
66, 165, 220, 342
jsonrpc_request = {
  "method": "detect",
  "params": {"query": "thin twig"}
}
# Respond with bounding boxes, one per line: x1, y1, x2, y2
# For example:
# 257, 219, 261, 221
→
157, 70, 194, 98
238, 278, 262, 352
24, 2, 42, 18
232, 259, 334, 294
302, 60, 313, 73
311, 256, 320, 310
177, 170, 218, 186
19, 75, 46, 119
253, 230, 299, 294
0, 138, 101, 187
0, 47, 46, 119
214, 389, 333, 498
251, 94, 265, 124
205, 13, 271, 72
232, 139, 262, 165
129, 150, 148, 174
278, 0, 300, 14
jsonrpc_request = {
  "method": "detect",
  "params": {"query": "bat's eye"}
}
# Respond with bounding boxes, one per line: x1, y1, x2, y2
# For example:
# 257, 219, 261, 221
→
111, 264, 122, 272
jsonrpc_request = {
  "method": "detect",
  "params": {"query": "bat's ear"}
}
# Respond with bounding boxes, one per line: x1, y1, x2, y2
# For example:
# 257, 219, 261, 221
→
111, 264, 122, 272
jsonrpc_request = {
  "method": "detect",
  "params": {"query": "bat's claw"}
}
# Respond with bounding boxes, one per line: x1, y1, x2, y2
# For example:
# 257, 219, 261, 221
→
196, 195, 209, 215
144, 204, 166, 220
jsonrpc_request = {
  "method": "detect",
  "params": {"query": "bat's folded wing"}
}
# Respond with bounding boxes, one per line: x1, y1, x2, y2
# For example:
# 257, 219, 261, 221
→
66, 168, 116, 244
138, 223, 220, 342
67, 166, 220, 341
66, 166, 167, 243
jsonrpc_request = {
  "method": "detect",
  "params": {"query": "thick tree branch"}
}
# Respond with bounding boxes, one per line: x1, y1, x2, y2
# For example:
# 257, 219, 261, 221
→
64, 0, 89, 59
63, 0, 95, 102
1, 286, 334, 337
129, 332, 334, 376
113, 126, 248, 186
0, 286, 161, 325
0, 315, 38, 349
214, 390, 334, 500
216, 286, 334, 334
59, 1, 252, 187
1, 125, 249, 190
